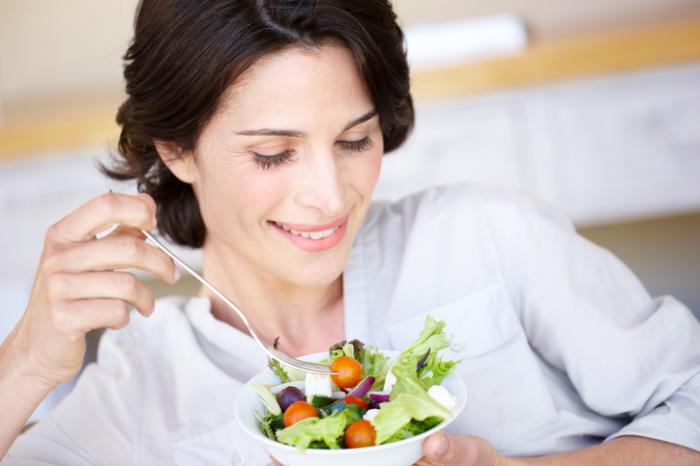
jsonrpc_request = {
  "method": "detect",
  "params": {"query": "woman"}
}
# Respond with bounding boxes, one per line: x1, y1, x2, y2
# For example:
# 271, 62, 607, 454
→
2, 1, 699, 465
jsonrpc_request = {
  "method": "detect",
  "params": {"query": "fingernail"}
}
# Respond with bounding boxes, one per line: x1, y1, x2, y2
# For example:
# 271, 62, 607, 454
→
173, 267, 181, 283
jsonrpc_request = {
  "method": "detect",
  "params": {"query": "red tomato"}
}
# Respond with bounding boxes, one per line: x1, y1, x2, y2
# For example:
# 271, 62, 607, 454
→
345, 420, 376, 448
330, 356, 363, 389
283, 401, 319, 427
343, 395, 368, 410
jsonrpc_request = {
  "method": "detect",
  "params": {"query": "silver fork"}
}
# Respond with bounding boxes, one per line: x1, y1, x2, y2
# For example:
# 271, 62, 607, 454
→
141, 229, 335, 375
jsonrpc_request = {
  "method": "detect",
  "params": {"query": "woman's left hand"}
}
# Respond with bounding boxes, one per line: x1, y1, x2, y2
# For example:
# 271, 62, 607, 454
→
415, 432, 505, 466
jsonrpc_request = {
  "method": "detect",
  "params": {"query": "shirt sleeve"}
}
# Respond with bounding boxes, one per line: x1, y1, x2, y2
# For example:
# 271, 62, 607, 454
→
3, 328, 143, 465
505, 197, 700, 452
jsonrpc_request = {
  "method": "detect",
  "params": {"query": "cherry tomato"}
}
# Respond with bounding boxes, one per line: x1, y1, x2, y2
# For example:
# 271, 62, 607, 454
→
345, 419, 376, 448
330, 356, 363, 389
343, 395, 368, 410
283, 401, 319, 427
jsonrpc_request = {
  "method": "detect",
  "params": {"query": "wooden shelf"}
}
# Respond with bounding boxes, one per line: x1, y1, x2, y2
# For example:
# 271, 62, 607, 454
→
2, 20, 700, 160
0, 109, 119, 161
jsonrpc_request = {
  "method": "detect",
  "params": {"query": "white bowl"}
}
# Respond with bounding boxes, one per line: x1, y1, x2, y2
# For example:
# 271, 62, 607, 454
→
234, 350, 467, 466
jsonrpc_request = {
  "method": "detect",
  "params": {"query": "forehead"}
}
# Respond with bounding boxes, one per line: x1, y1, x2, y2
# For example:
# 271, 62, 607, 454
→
217, 43, 374, 127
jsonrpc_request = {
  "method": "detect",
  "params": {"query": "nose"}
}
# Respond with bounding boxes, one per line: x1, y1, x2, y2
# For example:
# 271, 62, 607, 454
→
294, 149, 347, 218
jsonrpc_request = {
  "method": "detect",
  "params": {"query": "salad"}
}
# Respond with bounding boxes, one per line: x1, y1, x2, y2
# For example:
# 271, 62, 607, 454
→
250, 315, 461, 452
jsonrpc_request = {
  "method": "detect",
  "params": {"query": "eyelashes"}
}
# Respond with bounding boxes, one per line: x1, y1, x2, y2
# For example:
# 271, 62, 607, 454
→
338, 136, 373, 152
253, 136, 374, 170
253, 151, 294, 170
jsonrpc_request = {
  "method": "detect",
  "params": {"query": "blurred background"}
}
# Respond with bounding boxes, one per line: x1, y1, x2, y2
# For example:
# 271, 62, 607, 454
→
1, 0, 699, 419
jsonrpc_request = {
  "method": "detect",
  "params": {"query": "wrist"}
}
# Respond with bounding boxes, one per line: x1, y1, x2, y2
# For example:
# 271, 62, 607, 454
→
0, 320, 58, 396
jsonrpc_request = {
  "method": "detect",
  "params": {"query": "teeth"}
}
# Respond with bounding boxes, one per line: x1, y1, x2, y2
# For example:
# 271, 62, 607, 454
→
274, 221, 338, 240
308, 227, 336, 240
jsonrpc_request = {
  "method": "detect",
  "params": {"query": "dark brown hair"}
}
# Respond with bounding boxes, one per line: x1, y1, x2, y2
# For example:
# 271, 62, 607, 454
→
104, 0, 414, 248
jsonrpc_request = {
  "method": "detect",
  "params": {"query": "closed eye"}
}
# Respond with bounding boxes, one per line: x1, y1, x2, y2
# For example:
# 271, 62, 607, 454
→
337, 136, 373, 152
253, 150, 294, 170
252, 136, 373, 170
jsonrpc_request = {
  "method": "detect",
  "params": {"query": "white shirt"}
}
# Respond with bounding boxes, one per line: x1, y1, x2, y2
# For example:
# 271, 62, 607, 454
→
6, 184, 700, 465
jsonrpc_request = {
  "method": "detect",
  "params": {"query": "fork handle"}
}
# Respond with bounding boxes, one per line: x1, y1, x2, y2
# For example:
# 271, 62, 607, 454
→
141, 230, 263, 345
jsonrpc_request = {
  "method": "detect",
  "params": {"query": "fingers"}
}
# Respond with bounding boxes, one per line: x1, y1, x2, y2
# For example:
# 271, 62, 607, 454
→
101, 224, 147, 241
46, 192, 156, 245
53, 298, 133, 335
44, 233, 178, 285
47, 271, 156, 317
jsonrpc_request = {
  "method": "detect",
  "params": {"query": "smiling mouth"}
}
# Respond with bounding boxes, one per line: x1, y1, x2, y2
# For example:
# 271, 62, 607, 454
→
272, 221, 339, 240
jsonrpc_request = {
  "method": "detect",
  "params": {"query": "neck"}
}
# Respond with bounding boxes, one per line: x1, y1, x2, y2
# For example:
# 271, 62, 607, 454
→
199, 239, 345, 356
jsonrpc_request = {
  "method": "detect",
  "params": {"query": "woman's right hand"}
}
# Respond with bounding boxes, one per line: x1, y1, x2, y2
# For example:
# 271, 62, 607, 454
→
10, 191, 179, 389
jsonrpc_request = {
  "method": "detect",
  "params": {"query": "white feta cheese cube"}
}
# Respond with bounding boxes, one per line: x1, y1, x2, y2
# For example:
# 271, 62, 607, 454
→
428, 385, 457, 411
304, 372, 333, 400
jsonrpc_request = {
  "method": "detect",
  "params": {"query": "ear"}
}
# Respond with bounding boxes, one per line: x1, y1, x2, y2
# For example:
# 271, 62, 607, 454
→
154, 140, 199, 184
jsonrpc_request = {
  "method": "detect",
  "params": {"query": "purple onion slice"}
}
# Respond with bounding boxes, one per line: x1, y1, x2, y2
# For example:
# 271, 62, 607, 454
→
368, 391, 391, 403
346, 376, 375, 399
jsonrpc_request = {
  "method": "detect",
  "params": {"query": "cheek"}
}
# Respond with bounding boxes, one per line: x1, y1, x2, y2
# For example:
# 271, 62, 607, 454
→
194, 159, 287, 234
354, 148, 383, 194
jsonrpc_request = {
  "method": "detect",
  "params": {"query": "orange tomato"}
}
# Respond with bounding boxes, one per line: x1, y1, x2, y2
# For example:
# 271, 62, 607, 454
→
330, 356, 362, 389
345, 419, 376, 448
283, 401, 319, 427
343, 395, 368, 410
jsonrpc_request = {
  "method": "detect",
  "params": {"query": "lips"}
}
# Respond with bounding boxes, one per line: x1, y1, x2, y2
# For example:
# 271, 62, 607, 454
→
268, 215, 349, 252
273, 221, 339, 240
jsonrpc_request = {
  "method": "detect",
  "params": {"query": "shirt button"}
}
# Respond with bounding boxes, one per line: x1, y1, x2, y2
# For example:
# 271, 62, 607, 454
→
230, 451, 246, 465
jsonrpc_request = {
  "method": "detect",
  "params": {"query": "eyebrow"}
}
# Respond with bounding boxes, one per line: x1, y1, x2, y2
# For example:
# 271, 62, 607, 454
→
234, 109, 378, 137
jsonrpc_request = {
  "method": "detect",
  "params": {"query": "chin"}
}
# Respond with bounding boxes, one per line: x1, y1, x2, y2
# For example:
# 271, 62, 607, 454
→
285, 258, 346, 289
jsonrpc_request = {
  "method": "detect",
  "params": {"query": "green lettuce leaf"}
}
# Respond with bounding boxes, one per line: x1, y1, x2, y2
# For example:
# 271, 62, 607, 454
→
329, 339, 364, 360
372, 392, 452, 444
359, 346, 390, 391
276, 406, 362, 451
267, 358, 291, 384
250, 383, 281, 415
277, 416, 345, 451
390, 315, 460, 397
341, 342, 355, 359
421, 353, 459, 386
384, 416, 443, 443
403, 315, 450, 357
259, 412, 284, 440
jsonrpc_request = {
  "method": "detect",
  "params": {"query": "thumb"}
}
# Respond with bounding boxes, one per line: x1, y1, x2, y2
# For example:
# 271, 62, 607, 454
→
423, 431, 451, 460
423, 432, 492, 465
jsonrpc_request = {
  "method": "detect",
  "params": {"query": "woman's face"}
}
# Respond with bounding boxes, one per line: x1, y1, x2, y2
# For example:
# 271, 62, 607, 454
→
176, 43, 383, 288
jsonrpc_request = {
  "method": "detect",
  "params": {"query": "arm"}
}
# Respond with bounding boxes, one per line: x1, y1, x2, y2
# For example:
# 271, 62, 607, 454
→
515, 436, 700, 465
0, 328, 53, 458
415, 193, 700, 465
418, 432, 700, 466
508, 198, 700, 452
